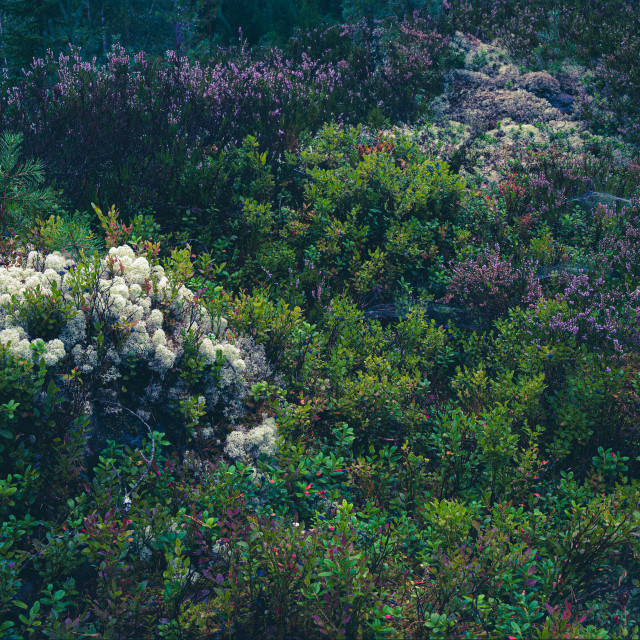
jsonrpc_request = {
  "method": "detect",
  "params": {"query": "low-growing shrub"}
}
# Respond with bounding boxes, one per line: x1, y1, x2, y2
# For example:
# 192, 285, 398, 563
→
441, 244, 542, 319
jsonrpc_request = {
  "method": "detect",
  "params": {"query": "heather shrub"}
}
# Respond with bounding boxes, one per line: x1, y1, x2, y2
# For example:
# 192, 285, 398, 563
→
0, 16, 455, 220
441, 244, 542, 319
286, 15, 453, 120
500, 144, 640, 239
445, 0, 639, 69
586, 12, 640, 141
1, 45, 338, 218
485, 304, 578, 380
457, 190, 519, 255
532, 270, 640, 354
598, 196, 640, 290
446, 0, 640, 140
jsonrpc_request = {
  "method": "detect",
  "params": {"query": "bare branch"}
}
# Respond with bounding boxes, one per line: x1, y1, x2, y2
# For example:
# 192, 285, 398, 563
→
97, 399, 156, 509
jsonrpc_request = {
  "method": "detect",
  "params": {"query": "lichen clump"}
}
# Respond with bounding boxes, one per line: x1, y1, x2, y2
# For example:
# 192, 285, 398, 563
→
224, 415, 279, 460
0, 245, 271, 450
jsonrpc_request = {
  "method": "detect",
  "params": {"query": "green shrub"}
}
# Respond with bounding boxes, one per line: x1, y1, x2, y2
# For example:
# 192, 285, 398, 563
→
0, 131, 58, 233
3, 281, 76, 342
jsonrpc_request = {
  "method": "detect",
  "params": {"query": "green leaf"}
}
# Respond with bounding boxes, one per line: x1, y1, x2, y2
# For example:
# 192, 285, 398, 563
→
30, 599, 41, 616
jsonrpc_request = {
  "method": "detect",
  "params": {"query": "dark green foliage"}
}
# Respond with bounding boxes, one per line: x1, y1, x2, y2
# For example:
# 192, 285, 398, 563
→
0, 132, 58, 233
0, 0, 66, 72
0, 0, 445, 74
0, 0, 190, 74
0, 346, 48, 448
181, 0, 339, 48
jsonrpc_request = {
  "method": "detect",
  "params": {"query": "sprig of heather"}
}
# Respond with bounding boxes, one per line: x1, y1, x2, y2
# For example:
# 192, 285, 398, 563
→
441, 243, 542, 318
0, 16, 450, 215
529, 197, 640, 354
